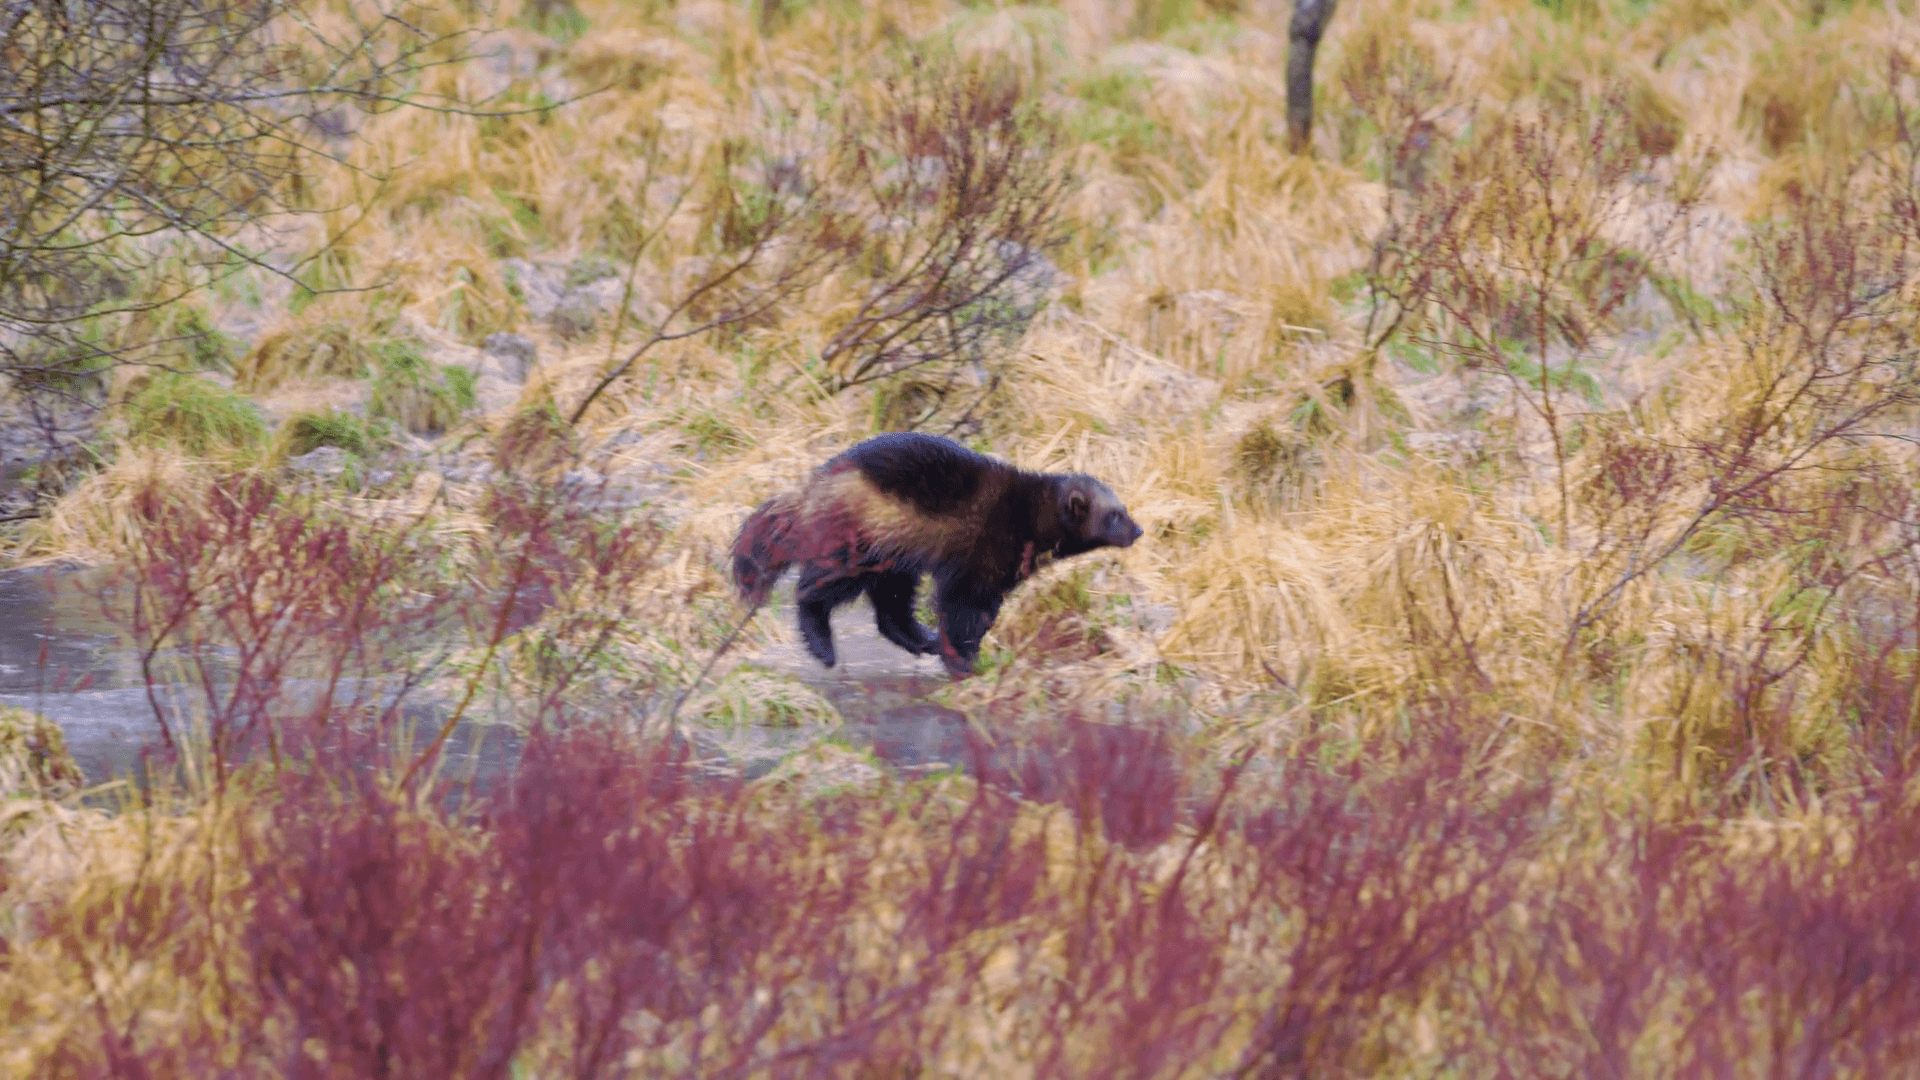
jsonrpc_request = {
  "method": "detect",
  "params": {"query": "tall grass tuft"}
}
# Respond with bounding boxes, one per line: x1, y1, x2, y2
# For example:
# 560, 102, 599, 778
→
121, 374, 267, 458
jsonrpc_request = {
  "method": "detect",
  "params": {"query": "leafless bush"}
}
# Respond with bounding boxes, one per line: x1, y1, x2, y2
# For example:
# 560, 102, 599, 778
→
811, 55, 1069, 428
1222, 726, 1548, 1076
0, 0, 503, 444
116, 473, 460, 791
1353, 54, 1920, 796
403, 476, 666, 784
1562, 60, 1920, 758
243, 771, 534, 1079
571, 53, 1070, 434
106, 470, 663, 796
1465, 755, 1920, 1076
31, 656, 1920, 1076
221, 709, 1555, 1079
566, 121, 869, 426
1360, 81, 1712, 539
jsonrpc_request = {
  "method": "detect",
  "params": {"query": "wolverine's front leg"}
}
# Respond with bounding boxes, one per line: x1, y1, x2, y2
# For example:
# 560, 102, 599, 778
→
866, 571, 938, 656
795, 563, 865, 667
932, 571, 1004, 678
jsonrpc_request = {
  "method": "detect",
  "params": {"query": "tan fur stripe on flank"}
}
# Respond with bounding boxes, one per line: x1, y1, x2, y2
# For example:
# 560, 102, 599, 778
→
802, 471, 965, 558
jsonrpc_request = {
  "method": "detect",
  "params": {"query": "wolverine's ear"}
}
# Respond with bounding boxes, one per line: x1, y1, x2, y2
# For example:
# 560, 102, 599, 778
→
1065, 487, 1089, 524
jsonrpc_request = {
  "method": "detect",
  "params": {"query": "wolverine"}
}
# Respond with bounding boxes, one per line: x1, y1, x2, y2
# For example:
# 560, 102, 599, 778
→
731, 433, 1143, 678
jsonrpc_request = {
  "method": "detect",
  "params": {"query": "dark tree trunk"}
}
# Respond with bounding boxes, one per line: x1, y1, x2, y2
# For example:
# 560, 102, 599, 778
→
1286, 0, 1340, 155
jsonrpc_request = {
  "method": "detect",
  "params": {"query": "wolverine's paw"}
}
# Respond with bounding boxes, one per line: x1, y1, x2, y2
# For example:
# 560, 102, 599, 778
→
936, 638, 974, 678
800, 632, 837, 668
873, 613, 939, 658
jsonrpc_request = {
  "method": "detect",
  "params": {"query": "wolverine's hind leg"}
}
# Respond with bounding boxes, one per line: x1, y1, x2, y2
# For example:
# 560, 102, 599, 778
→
865, 572, 937, 656
932, 571, 1004, 678
795, 564, 865, 667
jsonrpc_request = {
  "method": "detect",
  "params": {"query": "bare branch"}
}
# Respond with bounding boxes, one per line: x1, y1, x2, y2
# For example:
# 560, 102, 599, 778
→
0, 0, 575, 457
566, 52, 1070, 432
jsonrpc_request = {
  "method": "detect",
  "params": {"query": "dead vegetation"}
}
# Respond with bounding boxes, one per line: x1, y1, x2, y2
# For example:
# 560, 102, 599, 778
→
4, 0, 1920, 1074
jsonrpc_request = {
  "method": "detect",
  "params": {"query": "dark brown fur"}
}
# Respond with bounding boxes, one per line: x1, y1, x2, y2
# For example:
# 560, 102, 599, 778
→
731, 433, 1142, 677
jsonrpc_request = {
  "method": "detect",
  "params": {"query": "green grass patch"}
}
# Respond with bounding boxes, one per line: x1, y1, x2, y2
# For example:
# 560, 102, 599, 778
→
1068, 71, 1169, 161
483, 192, 544, 257
278, 409, 384, 458
1128, 0, 1238, 38
690, 669, 841, 729
515, 0, 590, 42
148, 304, 236, 372
368, 343, 478, 437
123, 373, 268, 457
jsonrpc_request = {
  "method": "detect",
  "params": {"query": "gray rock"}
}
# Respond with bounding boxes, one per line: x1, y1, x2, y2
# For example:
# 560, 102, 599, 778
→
286, 446, 349, 477
440, 461, 496, 485
550, 295, 599, 341
501, 258, 567, 319
481, 333, 537, 382
558, 467, 605, 492
992, 238, 1066, 322
502, 257, 642, 341
1405, 430, 1488, 462
564, 254, 620, 288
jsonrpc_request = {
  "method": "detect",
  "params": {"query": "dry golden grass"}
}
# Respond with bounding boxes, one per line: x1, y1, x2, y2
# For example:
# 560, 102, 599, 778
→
3, 0, 1918, 1068
6, 0, 1911, 769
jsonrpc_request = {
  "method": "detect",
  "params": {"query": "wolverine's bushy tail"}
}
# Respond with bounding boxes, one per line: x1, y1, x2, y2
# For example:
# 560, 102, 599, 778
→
730, 494, 801, 605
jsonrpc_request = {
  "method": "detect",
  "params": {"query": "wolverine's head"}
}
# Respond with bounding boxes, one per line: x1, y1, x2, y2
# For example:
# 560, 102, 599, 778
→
1054, 476, 1143, 556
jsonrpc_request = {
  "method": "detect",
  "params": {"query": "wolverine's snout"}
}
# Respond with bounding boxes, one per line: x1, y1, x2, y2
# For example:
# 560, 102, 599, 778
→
1105, 513, 1143, 548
